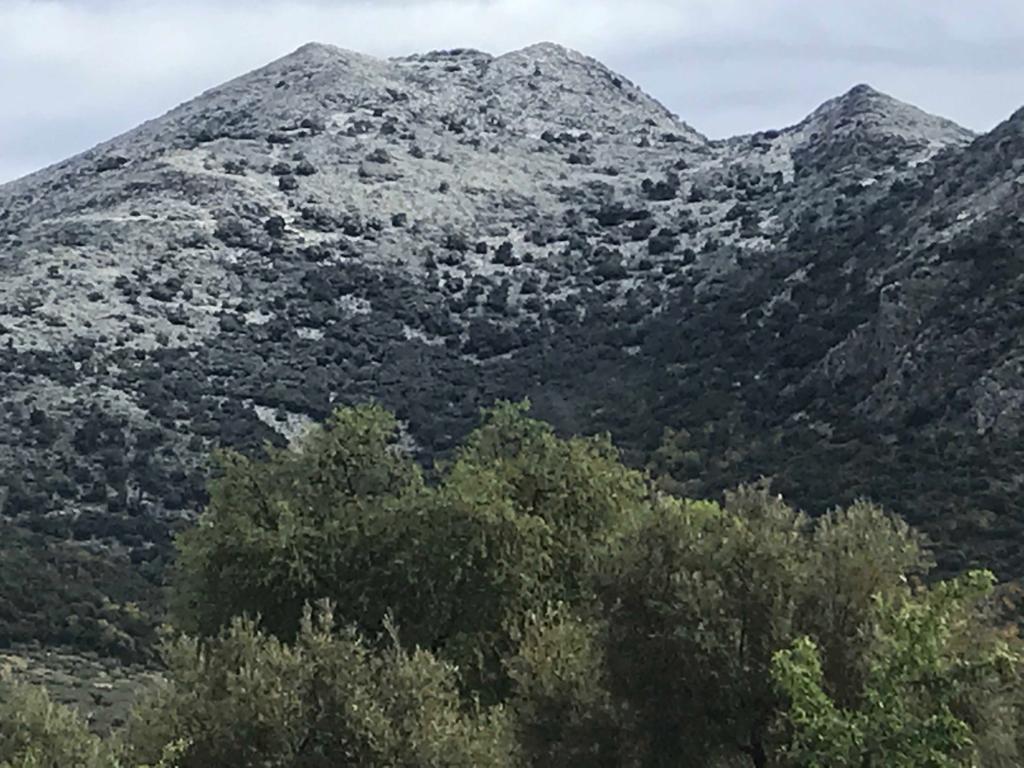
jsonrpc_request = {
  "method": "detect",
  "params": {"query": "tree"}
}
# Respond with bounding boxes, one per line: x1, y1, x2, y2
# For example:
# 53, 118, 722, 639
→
797, 500, 931, 706
435, 400, 651, 693
450, 400, 651, 584
595, 485, 808, 767
171, 404, 427, 641
7, 402, 1013, 767
591, 485, 1017, 768
1, 608, 520, 768
773, 570, 1024, 768
171, 400, 649, 699
0, 679, 116, 768
123, 603, 520, 768
505, 604, 625, 767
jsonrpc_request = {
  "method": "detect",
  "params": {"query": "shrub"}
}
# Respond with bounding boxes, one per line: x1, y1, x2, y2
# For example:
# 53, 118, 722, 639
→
124, 603, 520, 768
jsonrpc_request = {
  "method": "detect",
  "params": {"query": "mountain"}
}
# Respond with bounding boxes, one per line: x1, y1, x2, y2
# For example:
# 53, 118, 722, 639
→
2, 43, 1024, 647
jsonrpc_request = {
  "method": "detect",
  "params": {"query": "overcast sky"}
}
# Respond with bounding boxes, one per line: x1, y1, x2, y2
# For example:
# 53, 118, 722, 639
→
3, 0, 1024, 184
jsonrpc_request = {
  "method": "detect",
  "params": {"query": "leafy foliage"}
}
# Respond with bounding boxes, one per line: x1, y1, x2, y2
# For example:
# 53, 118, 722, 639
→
773, 570, 1022, 767
124, 603, 519, 768
0, 524, 160, 662
5, 403, 1024, 767
172, 400, 648, 694
171, 404, 426, 640
505, 605, 624, 767
0, 678, 116, 768
590, 486, 833, 765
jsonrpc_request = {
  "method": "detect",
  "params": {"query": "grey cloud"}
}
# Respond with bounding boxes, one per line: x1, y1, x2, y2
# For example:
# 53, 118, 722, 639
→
632, 37, 1024, 73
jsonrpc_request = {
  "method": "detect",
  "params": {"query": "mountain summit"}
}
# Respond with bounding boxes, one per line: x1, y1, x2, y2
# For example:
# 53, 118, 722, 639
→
801, 83, 973, 144
1, 42, 1023, 590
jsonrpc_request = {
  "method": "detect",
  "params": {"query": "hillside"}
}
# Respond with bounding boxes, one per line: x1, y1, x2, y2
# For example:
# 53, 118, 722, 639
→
2, 42, 1023, 654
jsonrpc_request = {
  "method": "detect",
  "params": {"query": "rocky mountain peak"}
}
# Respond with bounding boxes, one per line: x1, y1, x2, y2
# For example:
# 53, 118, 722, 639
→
477, 42, 704, 143
288, 41, 355, 60
823, 82, 888, 112
797, 82, 973, 150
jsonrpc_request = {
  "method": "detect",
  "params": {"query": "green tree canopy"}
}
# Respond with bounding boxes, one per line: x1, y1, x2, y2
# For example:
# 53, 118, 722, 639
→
124, 603, 519, 768
6, 402, 1023, 767
171, 400, 649, 694
0, 678, 117, 768
773, 570, 1022, 767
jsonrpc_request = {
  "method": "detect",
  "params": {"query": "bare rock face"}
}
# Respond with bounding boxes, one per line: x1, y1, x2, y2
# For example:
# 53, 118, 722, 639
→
2, 41, 1024, 584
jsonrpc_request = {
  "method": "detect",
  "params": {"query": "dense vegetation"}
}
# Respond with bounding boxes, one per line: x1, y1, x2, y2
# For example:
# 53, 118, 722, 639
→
4, 402, 1024, 766
0, 524, 160, 661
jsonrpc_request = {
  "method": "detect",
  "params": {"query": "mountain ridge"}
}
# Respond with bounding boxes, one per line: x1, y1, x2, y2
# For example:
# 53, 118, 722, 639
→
3, 43, 973, 193
2, 42, 1024, 650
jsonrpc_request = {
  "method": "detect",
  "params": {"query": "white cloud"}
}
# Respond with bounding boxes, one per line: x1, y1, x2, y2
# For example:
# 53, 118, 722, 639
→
2, 0, 1024, 182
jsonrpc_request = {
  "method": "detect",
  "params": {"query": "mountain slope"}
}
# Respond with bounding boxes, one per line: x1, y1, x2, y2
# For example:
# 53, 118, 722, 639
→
2, 43, 1023, 645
